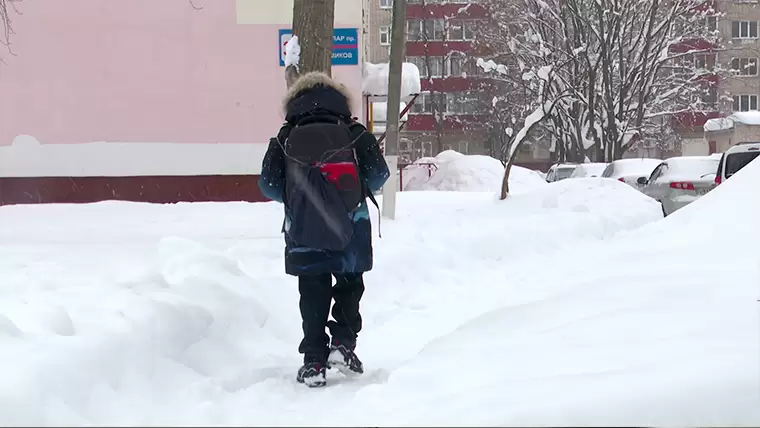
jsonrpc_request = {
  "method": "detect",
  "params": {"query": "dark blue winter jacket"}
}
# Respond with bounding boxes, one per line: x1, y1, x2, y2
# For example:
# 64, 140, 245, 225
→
258, 72, 390, 276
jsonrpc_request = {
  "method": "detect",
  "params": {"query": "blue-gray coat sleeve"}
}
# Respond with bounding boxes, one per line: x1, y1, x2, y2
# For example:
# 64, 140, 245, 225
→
352, 125, 390, 193
258, 129, 289, 203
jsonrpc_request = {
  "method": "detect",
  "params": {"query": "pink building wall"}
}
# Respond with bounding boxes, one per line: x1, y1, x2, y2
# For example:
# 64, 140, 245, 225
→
0, 0, 364, 205
0, 0, 362, 147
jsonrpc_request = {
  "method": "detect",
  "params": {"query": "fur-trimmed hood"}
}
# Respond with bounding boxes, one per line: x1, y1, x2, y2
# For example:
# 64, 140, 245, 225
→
283, 72, 353, 123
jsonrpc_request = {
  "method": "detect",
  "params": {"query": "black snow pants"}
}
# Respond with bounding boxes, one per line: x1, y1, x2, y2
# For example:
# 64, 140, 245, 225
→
298, 273, 365, 363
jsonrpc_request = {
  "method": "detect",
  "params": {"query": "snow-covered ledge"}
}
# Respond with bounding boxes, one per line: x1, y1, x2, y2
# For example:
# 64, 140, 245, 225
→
362, 62, 421, 100
704, 110, 760, 153
0, 135, 267, 178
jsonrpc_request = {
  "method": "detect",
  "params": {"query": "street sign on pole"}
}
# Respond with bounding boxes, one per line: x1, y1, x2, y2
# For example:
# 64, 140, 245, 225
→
279, 28, 359, 66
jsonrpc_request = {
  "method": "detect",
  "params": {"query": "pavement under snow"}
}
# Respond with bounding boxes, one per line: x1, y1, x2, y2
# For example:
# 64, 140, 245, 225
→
0, 160, 758, 426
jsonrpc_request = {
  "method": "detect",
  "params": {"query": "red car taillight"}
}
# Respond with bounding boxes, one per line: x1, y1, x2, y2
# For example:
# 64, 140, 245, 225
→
618, 177, 626, 182
715, 175, 722, 185
669, 181, 695, 190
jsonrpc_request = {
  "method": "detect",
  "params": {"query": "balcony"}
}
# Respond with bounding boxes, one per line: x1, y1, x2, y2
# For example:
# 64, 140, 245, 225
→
406, 2, 489, 19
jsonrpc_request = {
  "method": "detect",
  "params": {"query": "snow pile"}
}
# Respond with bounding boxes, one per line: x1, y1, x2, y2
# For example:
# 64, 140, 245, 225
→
362, 62, 421, 98
729, 110, 760, 125
704, 110, 760, 132
403, 151, 547, 193
704, 117, 733, 132
284, 36, 300, 69
0, 159, 758, 425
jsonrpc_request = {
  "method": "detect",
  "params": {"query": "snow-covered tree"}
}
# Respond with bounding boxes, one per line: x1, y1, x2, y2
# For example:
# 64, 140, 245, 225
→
477, 57, 574, 198
476, 0, 727, 161
0, 0, 21, 60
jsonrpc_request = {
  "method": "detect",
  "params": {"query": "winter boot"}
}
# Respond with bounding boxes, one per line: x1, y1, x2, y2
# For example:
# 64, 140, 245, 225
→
296, 361, 327, 388
327, 339, 364, 376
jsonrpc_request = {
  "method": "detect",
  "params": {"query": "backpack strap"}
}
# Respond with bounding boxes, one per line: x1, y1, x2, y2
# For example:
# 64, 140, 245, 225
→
367, 188, 381, 239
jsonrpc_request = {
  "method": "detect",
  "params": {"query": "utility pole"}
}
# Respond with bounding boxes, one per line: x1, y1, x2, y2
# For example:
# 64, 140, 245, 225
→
382, 0, 407, 220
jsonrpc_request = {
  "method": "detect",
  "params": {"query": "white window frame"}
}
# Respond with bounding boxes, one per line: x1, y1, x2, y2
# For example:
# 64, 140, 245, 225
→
380, 0, 393, 9
732, 94, 758, 111
379, 26, 391, 46
704, 15, 718, 32
731, 57, 759, 76
732, 20, 759, 39
407, 19, 423, 42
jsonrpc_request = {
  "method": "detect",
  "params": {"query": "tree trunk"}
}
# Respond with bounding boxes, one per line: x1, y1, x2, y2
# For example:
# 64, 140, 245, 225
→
286, 0, 335, 87
500, 145, 518, 199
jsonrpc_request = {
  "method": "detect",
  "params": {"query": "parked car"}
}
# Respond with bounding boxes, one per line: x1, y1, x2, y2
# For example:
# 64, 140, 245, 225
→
545, 163, 579, 182
569, 162, 609, 178
715, 142, 760, 185
600, 158, 663, 190
639, 155, 721, 216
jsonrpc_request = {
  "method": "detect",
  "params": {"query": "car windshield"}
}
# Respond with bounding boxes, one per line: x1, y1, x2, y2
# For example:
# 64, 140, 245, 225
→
725, 152, 760, 177
556, 167, 576, 179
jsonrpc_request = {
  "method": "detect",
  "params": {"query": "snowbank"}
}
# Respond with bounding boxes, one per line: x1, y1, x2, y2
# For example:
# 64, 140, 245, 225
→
403, 150, 547, 194
362, 62, 421, 98
704, 117, 734, 132
0, 159, 757, 425
704, 110, 760, 132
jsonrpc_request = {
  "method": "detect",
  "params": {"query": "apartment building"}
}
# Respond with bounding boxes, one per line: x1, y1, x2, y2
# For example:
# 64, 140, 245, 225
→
364, 0, 553, 166
668, 0, 760, 156
364, 0, 393, 63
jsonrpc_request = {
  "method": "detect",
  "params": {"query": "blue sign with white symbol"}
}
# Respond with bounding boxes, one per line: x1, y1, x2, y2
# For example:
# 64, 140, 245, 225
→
279, 28, 359, 67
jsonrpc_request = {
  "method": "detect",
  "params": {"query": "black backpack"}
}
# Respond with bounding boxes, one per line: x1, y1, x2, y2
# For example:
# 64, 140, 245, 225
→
281, 118, 366, 251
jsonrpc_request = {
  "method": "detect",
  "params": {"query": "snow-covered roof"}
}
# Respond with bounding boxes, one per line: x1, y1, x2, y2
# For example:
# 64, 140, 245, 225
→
362, 62, 421, 98
371, 102, 408, 123
704, 110, 760, 132
704, 117, 734, 132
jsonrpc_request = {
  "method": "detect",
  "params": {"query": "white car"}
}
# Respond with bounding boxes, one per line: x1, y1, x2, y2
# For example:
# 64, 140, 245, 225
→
715, 143, 760, 185
545, 163, 579, 182
601, 158, 663, 190
639, 156, 720, 216
569, 162, 609, 178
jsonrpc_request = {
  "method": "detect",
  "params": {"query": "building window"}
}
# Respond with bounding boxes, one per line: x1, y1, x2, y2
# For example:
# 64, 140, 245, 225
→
407, 56, 427, 77
732, 20, 758, 39
704, 16, 718, 32
407, 55, 444, 77
464, 20, 477, 40
733, 94, 758, 111
446, 92, 479, 114
447, 19, 478, 41
428, 56, 445, 77
448, 21, 465, 41
424, 19, 446, 41
380, 26, 391, 45
407, 19, 423, 41
448, 53, 466, 76
380, 0, 393, 8
411, 92, 447, 114
731, 57, 758, 76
